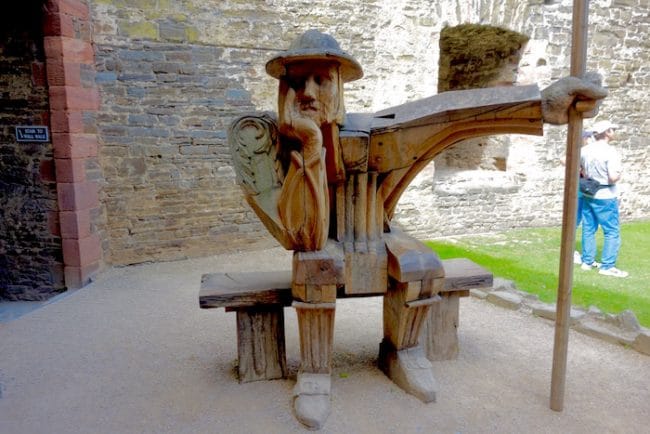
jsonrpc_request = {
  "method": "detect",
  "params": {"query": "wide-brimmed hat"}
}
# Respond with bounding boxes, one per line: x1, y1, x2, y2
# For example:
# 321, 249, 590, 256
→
266, 29, 363, 83
590, 120, 619, 134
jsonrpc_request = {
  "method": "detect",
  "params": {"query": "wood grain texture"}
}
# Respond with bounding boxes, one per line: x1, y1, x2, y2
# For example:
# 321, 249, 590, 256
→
236, 306, 287, 382
293, 301, 336, 374
424, 292, 461, 361
440, 258, 493, 292
384, 228, 445, 283
199, 258, 491, 306
199, 270, 292, 309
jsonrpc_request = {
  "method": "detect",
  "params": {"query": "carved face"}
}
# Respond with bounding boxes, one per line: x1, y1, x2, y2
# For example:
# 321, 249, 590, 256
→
282, 61, 342, 126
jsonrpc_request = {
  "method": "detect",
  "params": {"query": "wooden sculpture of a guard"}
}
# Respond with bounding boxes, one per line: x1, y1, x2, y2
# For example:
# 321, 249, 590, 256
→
229, 30, 605, 429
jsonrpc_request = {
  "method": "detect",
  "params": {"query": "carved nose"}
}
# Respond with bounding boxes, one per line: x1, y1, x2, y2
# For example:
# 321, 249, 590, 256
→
303, 76, 318, 99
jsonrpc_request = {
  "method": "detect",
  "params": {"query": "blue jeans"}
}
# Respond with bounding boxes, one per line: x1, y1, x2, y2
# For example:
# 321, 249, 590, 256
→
576, 191, 583, 228
581, 196, 621, 269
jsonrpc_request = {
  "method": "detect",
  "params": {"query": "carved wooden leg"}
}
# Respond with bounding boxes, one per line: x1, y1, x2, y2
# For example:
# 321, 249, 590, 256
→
292, 300, 336, 430
379, 280, 439, 402
423, 291, 461, 361
235, 305, 287, 383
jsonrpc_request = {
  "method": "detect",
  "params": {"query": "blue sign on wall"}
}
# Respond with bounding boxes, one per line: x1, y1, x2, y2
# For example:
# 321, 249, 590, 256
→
15, 126, 50, 143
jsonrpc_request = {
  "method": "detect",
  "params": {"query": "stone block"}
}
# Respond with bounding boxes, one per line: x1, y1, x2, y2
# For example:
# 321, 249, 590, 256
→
64, 261, 101, 289
469, 288, 488, 299
63, 233, 102, 267
44, 11, 76, 37
51, 0, 90, 20
117, 49, 165, 62
486, 291, 522, 310
531, 303, 585, 324
57, 181, 99, 211
44, 37, 94, 64
573, 319, 637, 347
632, 331, 650, 356
159, 21, 186, 42
39, 159, 56, 183
46, 60, 82, 87
119, 20, 159, 40
59, 209, 92, 239
50, 110, 85, 133
49, 86, 100, 111
52, 133, 98, 158
31, 61, 47, 87
95, 72, 117, 83
55, 157, 87, 182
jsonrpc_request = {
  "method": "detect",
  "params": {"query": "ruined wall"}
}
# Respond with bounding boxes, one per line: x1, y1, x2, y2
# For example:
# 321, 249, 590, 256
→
398, 0, 650, 238
88, 0, 650, 264
0, 4, 65, 300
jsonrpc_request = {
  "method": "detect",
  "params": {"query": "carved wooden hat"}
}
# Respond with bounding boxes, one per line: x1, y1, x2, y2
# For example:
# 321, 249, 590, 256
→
266, 29, 363, 83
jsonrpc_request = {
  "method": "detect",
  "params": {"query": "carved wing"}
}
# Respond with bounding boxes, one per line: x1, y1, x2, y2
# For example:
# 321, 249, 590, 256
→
229, 113, 284, 196
228, 113, 294, 250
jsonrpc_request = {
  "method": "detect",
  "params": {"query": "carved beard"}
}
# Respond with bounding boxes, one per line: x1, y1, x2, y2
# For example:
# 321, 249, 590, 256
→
278, 64, 343, 130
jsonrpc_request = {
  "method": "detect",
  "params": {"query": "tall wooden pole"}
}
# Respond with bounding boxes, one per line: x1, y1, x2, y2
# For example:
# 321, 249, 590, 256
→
550, 0, 590, 412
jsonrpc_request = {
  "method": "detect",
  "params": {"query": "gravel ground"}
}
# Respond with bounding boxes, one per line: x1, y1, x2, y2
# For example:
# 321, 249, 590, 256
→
1, 248, 648, 433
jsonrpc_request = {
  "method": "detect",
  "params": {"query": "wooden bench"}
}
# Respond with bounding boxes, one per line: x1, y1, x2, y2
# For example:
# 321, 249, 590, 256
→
199, 258, 492, 382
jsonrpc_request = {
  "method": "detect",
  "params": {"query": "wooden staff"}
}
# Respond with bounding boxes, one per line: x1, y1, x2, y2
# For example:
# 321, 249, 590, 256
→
550, 0, 590, 412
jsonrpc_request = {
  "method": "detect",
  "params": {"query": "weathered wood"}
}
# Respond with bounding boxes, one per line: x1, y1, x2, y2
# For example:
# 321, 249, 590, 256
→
551, 0, 591, 413
292, 248, 344, 286
384, 280, 437, 350
199, 270, 292, 309
293, 301, 336, 374
424, 292, 461, 361
384, 228, 445, 283
236, 306, 287, 382
292, 284, 337, 304
440, 258, 493, 293
422, 258, 493, 361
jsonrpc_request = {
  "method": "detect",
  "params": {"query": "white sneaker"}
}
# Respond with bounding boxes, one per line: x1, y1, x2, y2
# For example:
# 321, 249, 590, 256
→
598, 267, 629, 278
581, 262, 596, 271
573, 251, 582, 265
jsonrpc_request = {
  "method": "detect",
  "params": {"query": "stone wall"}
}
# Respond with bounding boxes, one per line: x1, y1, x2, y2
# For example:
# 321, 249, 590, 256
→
0, 3, 65, 300
398, 0, 650, 238
87, 0, 650, 265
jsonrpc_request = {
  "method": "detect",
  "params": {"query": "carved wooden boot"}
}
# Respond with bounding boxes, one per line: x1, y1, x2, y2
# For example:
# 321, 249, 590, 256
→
379, 280, 439, 403
292, 300, 335, 430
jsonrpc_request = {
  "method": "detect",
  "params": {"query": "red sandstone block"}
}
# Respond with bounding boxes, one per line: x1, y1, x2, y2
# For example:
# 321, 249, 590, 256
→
49, 86, 100, 111
32, 62, 47, 87
46, 61, 82, 87
40, 111, 51, 126
62, 232, 102, 267
57, 180, 99, 211
48, 210, 61, 237
44, 37, 94, 64
52, 133, 98, 158
59, 209, 91, 238
55, 157, 86, 183
64, 261, 101, 289
47, 0, 90, 19
50, 110, 84, 133
40, 159, 57, 183
44, 10, 75, 37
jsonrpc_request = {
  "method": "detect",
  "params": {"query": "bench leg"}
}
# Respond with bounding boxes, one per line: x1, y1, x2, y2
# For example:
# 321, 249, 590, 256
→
235, 305, 287, 383
379, 280, 438, 403
292, 296, 336, 430
423, 292, 460, 361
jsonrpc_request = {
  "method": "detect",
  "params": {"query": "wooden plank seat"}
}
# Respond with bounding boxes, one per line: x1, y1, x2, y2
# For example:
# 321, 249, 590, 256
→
199, 258, 492, 382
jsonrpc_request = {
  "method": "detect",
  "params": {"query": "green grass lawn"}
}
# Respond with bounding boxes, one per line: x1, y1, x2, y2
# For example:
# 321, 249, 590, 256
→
425, 220, 650, 328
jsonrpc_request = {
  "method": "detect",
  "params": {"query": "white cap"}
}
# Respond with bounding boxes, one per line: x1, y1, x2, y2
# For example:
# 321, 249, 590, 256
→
590, 120, 619, 134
